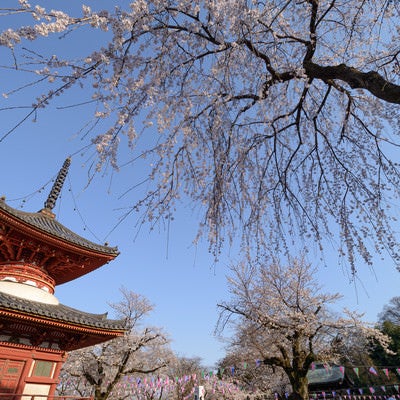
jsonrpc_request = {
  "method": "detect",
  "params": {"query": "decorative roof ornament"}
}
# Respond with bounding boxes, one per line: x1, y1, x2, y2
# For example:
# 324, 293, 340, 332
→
41, 157, 71, 217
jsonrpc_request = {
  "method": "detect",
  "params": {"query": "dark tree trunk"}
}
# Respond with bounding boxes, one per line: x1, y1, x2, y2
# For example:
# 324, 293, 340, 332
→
288, 372, 309, 400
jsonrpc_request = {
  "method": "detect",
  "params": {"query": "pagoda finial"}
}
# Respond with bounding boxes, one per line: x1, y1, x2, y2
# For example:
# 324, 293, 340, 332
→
43, 157, 71, 213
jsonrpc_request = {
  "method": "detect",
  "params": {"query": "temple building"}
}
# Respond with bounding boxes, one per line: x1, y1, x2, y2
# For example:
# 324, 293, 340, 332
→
0, 158, 125, 398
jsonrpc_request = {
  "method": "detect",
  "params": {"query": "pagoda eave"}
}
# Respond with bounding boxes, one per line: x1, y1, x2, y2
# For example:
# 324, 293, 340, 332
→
0, 309, 125, 352
0, 340, 66, 355
0, 207, 119, 285
0, 308, 125, 335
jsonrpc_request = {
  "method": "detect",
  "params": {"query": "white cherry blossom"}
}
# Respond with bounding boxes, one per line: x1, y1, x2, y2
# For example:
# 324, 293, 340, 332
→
0, 1, 399, 270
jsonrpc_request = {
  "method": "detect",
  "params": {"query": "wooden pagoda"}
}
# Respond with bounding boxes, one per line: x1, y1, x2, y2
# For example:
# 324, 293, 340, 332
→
0, 158, 125, 399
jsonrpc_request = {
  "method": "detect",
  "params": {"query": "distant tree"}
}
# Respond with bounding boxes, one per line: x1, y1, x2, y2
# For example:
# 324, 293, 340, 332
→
370, 320, 400, 367
163, 356, 203, 400
57, 287, 172, 400
217, 352, 290, 399
329, 325, 376, 367
166, 355, 203, 380
378, 297, 400, 326
216, 257, 391, 400
160, 355, 258, 400
370, 298, 400, 368
1, 1, 400, 269
329, 329, 385, 389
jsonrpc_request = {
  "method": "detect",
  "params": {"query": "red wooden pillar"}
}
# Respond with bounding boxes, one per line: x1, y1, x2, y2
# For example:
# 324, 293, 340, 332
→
0, 343, 66, 398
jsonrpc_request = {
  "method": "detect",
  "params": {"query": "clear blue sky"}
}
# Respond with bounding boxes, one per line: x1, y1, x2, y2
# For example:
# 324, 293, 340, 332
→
0, 0, 399, 368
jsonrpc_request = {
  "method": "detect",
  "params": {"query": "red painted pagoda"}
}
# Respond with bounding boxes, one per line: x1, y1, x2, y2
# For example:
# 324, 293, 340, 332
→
0, 158, 125, 398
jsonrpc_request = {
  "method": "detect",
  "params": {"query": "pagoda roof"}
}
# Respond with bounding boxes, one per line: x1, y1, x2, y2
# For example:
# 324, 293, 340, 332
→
0, 198, 118, 257
0, 290, 126, 331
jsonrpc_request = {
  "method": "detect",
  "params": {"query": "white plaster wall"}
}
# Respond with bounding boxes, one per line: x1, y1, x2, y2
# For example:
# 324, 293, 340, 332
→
22, 383, 51, 400
0, 281, 59, 304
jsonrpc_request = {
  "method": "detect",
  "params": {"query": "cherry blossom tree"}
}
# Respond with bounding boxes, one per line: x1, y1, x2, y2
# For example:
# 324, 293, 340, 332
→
161, 356, 203, 400
216, 257, 392, 400
57, 288, 172, 400
216, 352, 291, 400
370, 297, 400, 368
1, 1, 400, 269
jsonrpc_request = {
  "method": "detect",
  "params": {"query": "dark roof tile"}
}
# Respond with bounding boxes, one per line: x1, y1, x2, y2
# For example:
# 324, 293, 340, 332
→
0, 291, 126, 331
0, 199, 119, 256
